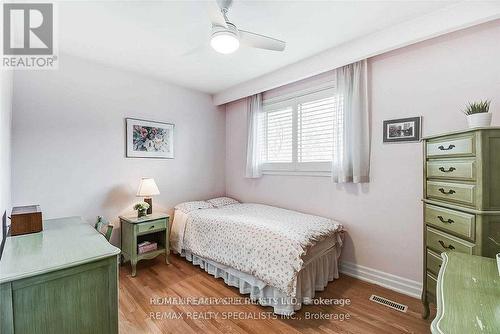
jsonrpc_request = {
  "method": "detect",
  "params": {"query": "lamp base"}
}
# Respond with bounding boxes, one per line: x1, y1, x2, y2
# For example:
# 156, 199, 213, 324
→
144, 198, 152, 215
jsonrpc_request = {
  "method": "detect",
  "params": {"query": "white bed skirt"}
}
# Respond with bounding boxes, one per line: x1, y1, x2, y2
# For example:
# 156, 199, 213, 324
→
181, 245, 340, 315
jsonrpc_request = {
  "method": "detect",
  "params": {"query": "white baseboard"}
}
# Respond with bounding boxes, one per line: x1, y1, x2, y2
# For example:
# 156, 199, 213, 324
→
339, 261, 422, 299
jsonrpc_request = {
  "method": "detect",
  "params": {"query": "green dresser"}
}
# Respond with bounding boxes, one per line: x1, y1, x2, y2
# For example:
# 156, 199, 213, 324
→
422, 128, 500, 318
431, 253, 500, 333
0, 216, 120, 334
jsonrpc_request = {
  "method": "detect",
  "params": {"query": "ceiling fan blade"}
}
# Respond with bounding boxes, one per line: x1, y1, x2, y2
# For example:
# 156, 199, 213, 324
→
206, 0, 228, 28
239, 30, 286, 52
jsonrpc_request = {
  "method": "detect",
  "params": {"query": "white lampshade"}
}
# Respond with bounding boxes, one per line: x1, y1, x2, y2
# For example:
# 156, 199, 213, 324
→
136, 178, 160, 197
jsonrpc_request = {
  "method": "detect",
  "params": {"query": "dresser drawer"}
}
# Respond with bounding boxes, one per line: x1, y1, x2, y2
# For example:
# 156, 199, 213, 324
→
426, 134, 475, 158
426, 249, 443, 275
426, 226, 474, 255
424, 204, 475, 240
426, 159, 476, 181
426, 272, 437, 298
426, 181, 476, 206
137, 219, 166, 234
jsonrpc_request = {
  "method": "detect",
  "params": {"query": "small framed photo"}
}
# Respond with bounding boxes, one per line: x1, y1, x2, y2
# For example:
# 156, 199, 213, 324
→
383, 116, 422, 143
126, 118, 174, 159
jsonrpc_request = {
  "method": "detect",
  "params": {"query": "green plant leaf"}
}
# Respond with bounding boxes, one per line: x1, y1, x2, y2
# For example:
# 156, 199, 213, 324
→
463, 99, 491, 115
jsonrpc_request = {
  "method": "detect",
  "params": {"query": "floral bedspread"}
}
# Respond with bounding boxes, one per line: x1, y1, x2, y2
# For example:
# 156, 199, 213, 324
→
182, 203, 343, 296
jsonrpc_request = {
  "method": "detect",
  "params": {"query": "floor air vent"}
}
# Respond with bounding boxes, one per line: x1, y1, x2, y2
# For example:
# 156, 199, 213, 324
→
369, 295, 408, 313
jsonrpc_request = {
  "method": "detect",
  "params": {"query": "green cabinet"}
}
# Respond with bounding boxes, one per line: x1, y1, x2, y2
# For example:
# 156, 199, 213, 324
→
422, 128, 500, 319
431, 253, 499, 334
0, 216, 120, 334
120, 213, 170, 277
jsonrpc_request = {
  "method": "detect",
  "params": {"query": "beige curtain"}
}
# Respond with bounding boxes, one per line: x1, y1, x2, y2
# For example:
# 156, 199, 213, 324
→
332, 59, 370, 183
245, 93, 264, 178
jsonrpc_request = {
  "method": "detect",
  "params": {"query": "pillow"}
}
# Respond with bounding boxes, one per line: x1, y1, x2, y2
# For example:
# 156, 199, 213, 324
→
175, 201, 214, 214
207, 197, 240, 208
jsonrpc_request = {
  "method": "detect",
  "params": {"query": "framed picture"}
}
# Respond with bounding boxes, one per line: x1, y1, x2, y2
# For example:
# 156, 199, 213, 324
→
126, 118, 174, 158
383, 116, 422, 143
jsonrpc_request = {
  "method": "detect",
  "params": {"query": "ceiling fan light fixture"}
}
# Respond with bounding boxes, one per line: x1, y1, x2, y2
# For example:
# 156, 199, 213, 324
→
210, 30, 239, 54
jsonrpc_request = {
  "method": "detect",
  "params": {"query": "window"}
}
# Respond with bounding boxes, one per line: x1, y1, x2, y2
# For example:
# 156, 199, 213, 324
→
265, 106, 293, 163
298, 95, 335, 163
261, 86, 342, 175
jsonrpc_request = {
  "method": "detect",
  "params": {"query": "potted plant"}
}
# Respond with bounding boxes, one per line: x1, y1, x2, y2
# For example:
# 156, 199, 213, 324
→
463, 100, 492, 128
133, 202, 150, 218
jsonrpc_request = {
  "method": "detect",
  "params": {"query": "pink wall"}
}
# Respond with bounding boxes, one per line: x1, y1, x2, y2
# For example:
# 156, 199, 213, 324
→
12, 55, 226, 246
225, 20, 500, 283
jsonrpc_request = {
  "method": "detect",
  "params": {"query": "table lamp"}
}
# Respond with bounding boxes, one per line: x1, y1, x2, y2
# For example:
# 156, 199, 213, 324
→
136, 177, 160, 215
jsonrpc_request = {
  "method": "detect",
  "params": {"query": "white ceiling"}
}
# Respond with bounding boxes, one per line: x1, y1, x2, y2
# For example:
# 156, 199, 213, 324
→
57, 1, 458, 94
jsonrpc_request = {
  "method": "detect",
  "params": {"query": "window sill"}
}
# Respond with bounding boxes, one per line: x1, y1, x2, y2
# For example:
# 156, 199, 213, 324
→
261, 170, 332, 177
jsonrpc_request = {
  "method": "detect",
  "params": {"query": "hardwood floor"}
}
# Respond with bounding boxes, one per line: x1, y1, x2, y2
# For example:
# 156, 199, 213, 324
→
119, 254, 435, 334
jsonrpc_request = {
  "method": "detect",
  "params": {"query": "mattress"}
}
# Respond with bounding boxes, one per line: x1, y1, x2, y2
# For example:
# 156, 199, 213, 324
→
172, 207, 339, 265
303, 234, 339, 263
170, 203, 343, 304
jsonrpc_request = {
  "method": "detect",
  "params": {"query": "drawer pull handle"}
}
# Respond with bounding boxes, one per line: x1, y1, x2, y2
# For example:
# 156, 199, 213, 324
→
438, 144, 455, 151
438, 240, 455, 250
437, 216, 454, 224
438, 167, 456, 173
438, 188, 456, 195
149, 225, 155, 229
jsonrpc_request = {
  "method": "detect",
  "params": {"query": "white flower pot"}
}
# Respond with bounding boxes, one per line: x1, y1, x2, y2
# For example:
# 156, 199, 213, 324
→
466, 112, 492, 128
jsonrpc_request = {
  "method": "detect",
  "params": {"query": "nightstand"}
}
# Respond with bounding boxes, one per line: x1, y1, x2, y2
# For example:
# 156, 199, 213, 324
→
119, 213, 170, 277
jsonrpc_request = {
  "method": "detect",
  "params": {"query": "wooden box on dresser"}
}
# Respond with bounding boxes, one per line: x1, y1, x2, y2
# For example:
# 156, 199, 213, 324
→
421, 127, 500, 318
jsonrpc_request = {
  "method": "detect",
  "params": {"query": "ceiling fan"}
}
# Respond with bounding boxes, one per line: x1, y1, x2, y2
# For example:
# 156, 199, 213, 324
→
207, 0, 286, 54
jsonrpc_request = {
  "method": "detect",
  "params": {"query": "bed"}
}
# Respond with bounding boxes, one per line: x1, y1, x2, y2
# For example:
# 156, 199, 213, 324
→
170, 197, 344, 315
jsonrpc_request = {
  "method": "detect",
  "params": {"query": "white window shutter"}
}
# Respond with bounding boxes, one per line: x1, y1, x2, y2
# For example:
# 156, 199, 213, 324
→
264, 106, 293, 163
298, 96, 338, 163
